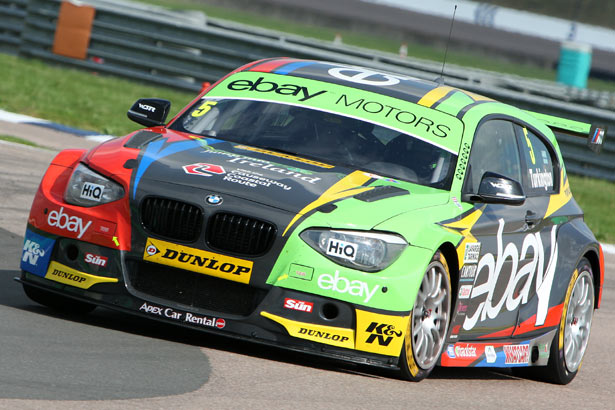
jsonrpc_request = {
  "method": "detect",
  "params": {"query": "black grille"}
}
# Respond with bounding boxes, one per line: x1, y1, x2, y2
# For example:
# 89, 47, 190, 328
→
207, 213, 276, 255
130, 261, 266, 316
141, 197, 202, 242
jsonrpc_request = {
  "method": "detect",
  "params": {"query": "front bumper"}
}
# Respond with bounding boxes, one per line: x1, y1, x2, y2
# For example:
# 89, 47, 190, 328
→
18, 226, 407, 370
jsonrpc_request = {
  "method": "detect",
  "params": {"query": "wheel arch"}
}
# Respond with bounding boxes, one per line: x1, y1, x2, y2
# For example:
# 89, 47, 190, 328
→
554, 219, 602, 309
437, 241, 459, 307
582, 247, 602, 309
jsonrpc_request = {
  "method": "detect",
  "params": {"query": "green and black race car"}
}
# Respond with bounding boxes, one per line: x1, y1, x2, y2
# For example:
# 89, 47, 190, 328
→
19, 58, 606, 383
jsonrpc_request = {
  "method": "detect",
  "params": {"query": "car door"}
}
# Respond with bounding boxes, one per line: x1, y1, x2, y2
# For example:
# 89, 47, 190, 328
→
510, 124, 560, 335
457, 118, 541, 340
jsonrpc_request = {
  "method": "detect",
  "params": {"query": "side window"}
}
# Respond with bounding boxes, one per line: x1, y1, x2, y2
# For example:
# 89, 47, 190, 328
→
517, 126, 556, 196
464, 119, 522, 193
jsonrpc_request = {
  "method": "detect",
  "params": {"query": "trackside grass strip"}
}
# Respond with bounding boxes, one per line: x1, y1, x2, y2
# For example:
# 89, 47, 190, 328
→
0, 135, 48, 149
568, 175, 615, 243
0, 54, 194, 137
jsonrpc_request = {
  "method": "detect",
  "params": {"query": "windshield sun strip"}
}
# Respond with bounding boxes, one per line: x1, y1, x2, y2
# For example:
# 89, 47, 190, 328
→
184, 96, 460, 155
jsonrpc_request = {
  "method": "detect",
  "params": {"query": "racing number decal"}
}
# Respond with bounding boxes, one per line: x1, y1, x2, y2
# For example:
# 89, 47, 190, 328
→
191, 100, 217, 117
523, 127, 536, 165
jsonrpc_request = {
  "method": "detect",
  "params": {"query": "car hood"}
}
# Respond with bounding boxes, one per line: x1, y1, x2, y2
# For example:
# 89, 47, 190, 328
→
95, 130, 449, 226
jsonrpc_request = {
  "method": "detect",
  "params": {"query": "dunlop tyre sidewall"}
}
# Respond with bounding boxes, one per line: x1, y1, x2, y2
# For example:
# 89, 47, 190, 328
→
399, 251, 451, 382
545, 258, 594, 385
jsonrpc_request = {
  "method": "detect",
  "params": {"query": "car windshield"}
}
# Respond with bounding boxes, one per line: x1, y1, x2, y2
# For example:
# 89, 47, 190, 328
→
172, 98, 458, 189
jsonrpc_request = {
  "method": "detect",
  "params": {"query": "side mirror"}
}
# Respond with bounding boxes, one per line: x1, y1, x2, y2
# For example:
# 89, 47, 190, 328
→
462, 172, 525, 205
127, 98, 171, 127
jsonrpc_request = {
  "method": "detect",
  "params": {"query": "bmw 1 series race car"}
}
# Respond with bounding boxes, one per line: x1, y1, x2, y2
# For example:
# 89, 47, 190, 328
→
19, 58, 606, 383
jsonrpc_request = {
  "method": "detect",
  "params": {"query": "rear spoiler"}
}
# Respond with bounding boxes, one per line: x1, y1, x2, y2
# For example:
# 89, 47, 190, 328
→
526, 111, 607, 154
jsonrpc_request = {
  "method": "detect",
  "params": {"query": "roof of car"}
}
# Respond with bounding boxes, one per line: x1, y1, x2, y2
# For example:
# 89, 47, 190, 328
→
242, 58, 496, 117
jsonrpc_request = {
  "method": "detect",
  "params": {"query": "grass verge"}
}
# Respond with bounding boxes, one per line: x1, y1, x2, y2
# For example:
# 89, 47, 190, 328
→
0, 135, 48, 149
569, 175, 615, 243
0, 54, 194, 137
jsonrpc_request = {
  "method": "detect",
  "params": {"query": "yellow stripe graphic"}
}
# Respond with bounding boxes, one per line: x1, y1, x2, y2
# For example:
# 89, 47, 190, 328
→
45, 261, 118, 289
234, 145, 335, 169
261, 311, 355, 349
442, 208, 484, 268
462, 90, 493, 102
545, 169, 572, 218
282, 171, 374, 236
559, 268, 579, 349
417, 86, 455, 107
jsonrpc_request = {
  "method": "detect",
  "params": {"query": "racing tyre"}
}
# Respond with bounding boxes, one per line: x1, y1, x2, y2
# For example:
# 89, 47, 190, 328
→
23, 283, 96, 315
399, 251, 451, 381
543, 258, 595, 384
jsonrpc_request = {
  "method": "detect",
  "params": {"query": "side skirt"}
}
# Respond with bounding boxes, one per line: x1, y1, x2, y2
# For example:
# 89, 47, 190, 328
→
439, 329, 557, 368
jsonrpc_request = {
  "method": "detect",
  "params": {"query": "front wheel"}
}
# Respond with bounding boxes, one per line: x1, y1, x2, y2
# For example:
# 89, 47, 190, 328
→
544, 258, 595, 384
399, 251, 451, 381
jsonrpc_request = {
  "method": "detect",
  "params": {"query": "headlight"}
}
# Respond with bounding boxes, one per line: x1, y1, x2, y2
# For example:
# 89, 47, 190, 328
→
64, 163, 125, 207
300, 229, 407, 272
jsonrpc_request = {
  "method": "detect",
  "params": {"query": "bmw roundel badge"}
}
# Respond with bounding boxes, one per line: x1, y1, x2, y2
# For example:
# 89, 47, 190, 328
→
205, 194, 223, 205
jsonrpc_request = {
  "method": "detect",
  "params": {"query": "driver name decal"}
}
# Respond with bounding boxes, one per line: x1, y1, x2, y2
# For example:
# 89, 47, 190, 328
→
529, 168, 553, 190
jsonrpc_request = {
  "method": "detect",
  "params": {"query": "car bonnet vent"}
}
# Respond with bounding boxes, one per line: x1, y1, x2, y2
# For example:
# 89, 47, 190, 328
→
124, 130, 162, 149
354, 185, 409, 202
141, 197, 202, 242
207, 213, 276, 255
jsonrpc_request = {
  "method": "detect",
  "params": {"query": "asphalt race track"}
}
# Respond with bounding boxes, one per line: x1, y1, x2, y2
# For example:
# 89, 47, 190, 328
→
0, 121, 614, 409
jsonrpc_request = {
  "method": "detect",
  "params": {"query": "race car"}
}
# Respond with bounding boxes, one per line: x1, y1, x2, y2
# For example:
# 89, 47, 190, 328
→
18, 58, 606, 383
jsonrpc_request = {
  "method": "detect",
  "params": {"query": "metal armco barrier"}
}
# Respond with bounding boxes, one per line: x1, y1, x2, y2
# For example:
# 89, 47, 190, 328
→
0, 0, 27, 54
1, 0, 614, 181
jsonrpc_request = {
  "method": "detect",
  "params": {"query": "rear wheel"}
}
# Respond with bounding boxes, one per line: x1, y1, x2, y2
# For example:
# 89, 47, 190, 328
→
544, 258, 595, 384
23, 283, 96, 315
399, 251, 451, 381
